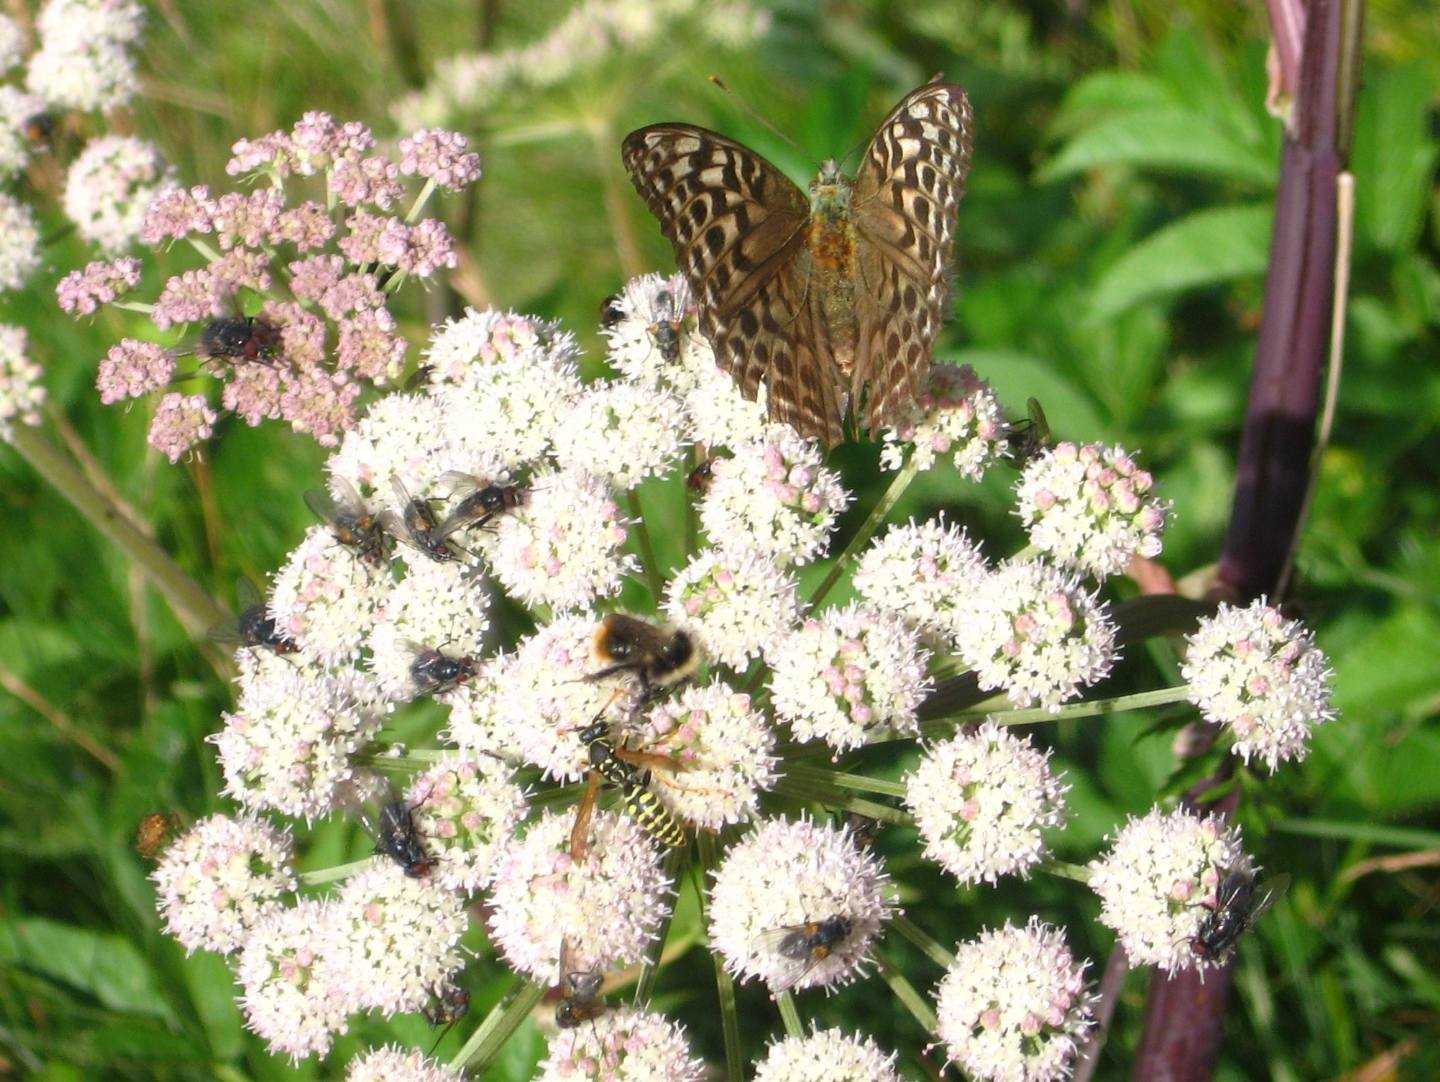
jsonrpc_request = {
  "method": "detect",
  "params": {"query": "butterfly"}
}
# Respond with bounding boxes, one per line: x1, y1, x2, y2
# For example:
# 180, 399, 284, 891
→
622, 82, 973, 447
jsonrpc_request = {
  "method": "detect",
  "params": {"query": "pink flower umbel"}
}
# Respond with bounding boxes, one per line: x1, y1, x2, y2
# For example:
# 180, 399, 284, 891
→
698, 425, 850, 567
97, 339, 175, 403
934, 918, 1097, 1082
486, 808, 673, 982
708, 816, 892, 994
663, 548, 801, 669
327, 862, 469, 1016
344, 1046, 464, 1082
880, 362, 1007, 475
151, 814, 296, 954
147, 391, 216, 462
951, 559, 1118, 710
1181, 598, 1336, 770
1087, 806, 1253, 973
752, 1028, 904, 1082
536, 1007, 705, 1082
56, 256, 142, 315
407, 756, 529, 893
905, 722, 1069, 885
236, 900, 351, 1060
1015, 441, 1170, 578
768, 603, 931, 753
627, 682, 778, 829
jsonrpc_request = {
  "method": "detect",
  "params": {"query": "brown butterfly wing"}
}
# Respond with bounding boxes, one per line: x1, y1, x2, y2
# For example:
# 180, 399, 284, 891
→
851, 83, 974, 431
622, 125, 844, 445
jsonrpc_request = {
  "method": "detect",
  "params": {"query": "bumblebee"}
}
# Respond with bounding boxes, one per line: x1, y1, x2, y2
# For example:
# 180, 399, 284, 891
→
1189, 868, 1290, 961
574, 717, 687, 850
755, 915, 855, 992
22, 112, 54, 148
304, 478, 390, 565
554, 937, 606, 1029
586, 614, 698, 703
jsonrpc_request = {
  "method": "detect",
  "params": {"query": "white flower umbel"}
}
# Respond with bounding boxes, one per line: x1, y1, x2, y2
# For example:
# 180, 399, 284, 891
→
366, 557, 490, 700
0, 324, 44, 441
1181, 599, 1335, 771
934, 918, 1097, 1082
0, 192, 40, 291
683, 359, 771, 450
708, 816, 892, 994
551, 380, 689, 490
663, 548, 801, 669
486, 808, 672, 982
326, 392, 453, 499
852, 517, 987, 645
62, 134, 172, 251
602, 272, 704, 393
950, 559, 1118, 711
699, 425, 849, 567
442, 654, 528, 762
483, 467, 634, 612
879, 363, 1006, 475
344, 1046, 464, 1082
269, 525, 389, 667
409, 755, 529, 893
905, 723, 1068, 885
752, 1028, 903, 1082
494, 614, 618, 781
236, 900, 350, 1061
211, 651, 383, 820
328, 862, 469, 1016
537, 1007, 705, 1082
152, 814, 296, 954
769, 603, 931, 754
424, 307, 572, 386
1015, 441, 1169, 578
626, 682, 778, 830
1087, 806, 1251, 973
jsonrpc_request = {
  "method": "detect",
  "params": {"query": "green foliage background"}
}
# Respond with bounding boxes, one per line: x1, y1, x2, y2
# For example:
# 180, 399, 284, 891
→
1, 0, 1437, 1079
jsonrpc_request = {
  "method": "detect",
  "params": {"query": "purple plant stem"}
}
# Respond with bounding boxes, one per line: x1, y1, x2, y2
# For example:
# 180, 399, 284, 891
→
1131, 0, 1357, 1078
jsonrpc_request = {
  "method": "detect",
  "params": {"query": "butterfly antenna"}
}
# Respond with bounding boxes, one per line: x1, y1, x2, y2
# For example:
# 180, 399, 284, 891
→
708, 76, 807, 158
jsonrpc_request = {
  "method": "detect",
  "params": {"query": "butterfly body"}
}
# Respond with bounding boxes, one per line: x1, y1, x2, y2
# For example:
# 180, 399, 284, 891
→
624, 84, 973, 446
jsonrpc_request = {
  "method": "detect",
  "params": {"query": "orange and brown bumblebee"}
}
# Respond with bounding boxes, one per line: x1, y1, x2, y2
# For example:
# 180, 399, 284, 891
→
586, 615, 698, 703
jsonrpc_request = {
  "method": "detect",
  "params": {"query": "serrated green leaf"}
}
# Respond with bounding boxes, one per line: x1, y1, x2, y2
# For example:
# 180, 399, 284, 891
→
1089, 204, 1273, 317
1350, 65, 1440, 253
1038, 109, 1275, 186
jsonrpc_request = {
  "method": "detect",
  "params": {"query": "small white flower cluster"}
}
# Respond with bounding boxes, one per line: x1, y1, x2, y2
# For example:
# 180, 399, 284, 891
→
769, 603, 932, 753
664, 547, 801, 669
0, 324, 43, 440
393, 0, 771, 129
905, 722, 1069, 884
853, 516, 986, 645
708, 817, 892, 994
1087, 806, 1251, 973
1182, 598, 1335, 770
62, 134, 173, 251
752, 1028, 903, 1082
1015, 441, 1170, 578
343, 1046, 464, 1082
934, 918, 1097, 1082
535, 1006, 706, 1082
27, 0, 144, 112
409, 756, 531, 893
880, 362, 1008, 474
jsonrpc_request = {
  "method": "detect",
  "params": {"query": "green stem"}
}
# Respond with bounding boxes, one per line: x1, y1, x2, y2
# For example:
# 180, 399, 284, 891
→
188, 237, 221, 264
626, 489, 664, 603
298, 857, 372, 886
683, 446, 699, 557
109, 301, 156, 315
892, 914, 956, 969
808, 454, 920, 609
634, 848, 688, 1005
786, 764, 907, 799
405, 177, 439, 225
776, 990, 804, 1038
876, 954, 938, 1033
450, 978, 547, 1072
1038, 858, 1093, 884
8, 426, 231, 641
948, 685, 1193, 726
698, 832, 743, 1082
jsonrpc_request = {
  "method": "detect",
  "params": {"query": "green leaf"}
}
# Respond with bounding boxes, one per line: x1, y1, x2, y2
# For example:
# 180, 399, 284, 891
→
0, 918, 175, 1021
1089, 204, 1273, 318
1039, 109, 1275, 187
1049, 71, 1180, 135
1350, 64, 1440, 253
